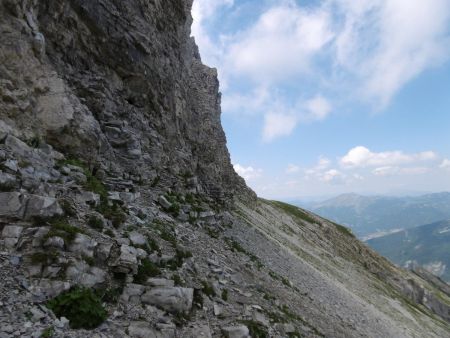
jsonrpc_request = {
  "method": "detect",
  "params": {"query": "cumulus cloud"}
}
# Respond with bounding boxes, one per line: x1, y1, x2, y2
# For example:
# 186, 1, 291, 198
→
233, 164, 262, 181
226, 4, 334, 82
340, 146, 437, 168
303, 95, 332, 121
440, 159, 450, 169
262, 112, 298, 142
320, 169, 346, 184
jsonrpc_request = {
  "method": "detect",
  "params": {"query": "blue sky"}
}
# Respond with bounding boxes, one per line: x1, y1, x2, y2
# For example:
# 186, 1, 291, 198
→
191, 0, 450, 200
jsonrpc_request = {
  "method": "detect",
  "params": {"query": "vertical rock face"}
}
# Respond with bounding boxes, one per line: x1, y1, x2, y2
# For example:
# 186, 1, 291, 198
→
0, 0, 255, 204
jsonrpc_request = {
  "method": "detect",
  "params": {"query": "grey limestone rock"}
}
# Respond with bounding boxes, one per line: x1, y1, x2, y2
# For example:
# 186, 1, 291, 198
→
141, 287, 194, 314
221, 325, 250, 338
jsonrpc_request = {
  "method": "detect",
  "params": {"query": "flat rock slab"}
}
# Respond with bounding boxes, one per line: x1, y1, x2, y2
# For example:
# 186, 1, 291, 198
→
141, 287, 193, 313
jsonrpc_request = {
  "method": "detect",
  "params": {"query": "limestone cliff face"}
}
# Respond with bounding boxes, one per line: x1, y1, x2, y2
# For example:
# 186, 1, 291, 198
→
0, 0, 254, 204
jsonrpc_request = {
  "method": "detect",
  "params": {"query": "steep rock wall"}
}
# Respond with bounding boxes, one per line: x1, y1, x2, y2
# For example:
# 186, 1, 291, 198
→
0, 0, 254, 204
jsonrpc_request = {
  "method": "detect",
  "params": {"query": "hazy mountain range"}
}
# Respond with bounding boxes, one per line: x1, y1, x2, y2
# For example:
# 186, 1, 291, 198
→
367, 220, 450, 282
298, 192, 450, 238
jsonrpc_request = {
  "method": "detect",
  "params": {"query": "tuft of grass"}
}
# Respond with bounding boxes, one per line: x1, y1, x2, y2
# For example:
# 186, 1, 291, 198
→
134, 258, 161, 284
60, 199, 77, 217
104, 229, 115, 237
46, 287, 107, 329
240, 320, 268, 338
331, 221, 355, 238
173, 274, 183, 286
30, 251, 59, 265
41, 217, 84, 245
87, 215, 103, 231
156, 224, 177, 246
82, 255, 95, 266
221, 289, 229, 301
96, 200, 126, 228
163, 248, 193, 271
96, 285, 125, 304
201, 281, 216, 298
270, 201, 317, 224
40, 326, 54, 338
225, 238, 263, 269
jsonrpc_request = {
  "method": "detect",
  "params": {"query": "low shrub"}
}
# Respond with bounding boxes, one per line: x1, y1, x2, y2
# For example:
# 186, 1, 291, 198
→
134, 258, 161, 284
87, 215, 103, 231
221, 289, 228, 301
46, 287, 107, 329
241, 320, 268, 338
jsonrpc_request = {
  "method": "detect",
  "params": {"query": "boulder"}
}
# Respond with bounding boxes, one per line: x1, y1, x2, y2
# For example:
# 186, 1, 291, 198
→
129, 231, 147, 246
146, 278, 175, 288
0, 192, 24, 218
158, 196, 172, 209
185, 325, 212, 338
113, 245, 138, 274
0, 171, 16, 189
65, 260, 106, 287
128, 321, 167, 338
121, 283, 146, 303
43, 236, 65, 250
24, 195, 63, 220
221, 325, 250, 338
68, 234, 97, 258
141, 287, 193, 313
1, 225, 23, 238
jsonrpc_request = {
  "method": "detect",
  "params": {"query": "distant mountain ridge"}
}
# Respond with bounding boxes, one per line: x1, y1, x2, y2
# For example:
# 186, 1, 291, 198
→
367, 220, 450, 282
304, 192, 450, 237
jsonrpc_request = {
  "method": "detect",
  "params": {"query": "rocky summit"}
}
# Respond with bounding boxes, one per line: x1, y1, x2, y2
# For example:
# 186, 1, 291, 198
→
0, 1, 449, 338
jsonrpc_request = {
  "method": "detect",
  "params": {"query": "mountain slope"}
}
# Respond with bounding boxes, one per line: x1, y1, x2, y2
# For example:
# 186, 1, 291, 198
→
0, 1, 449, 337
367, 220, 450, 282
308, 192, 450, 237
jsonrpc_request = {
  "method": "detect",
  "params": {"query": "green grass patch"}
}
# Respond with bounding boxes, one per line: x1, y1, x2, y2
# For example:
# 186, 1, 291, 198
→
87, 215, 103, 231
270, 201, 317, 224
30, 251, 59, 265
240, 320, 268, 338
96, 200, 126, 228
221, 289, 228, 301
40, 217, 84, 245
163, 248, 193, 271
333, 222, 355, 238
134, 258, 161, 284
201, 281, 216, 298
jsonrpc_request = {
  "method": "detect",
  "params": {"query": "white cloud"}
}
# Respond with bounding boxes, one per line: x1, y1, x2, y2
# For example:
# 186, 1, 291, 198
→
226, 4, 334, 82
340, 146, 437, 168
320, 169, 345, 184
305, 156, 331, 175
191, 0, 234, 65
286, 164, 300, 174
233, 164, 262, 181
221, 85, 270, 115
440, 159, 450, 169
304, 95, 332, 121
262, 112, 298, 142
373, 166, 430, 176
334, 0, 450, 106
